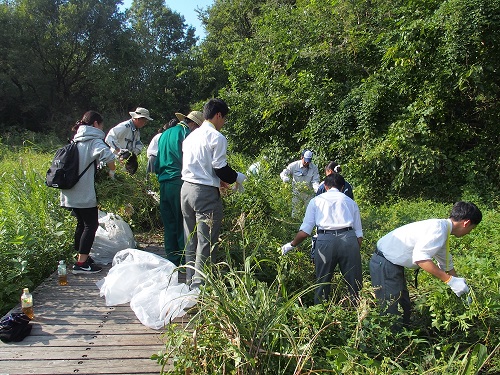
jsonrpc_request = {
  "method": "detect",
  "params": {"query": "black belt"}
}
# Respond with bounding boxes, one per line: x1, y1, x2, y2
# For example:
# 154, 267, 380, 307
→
317, 227, 352, 235
374, 248, 386, 258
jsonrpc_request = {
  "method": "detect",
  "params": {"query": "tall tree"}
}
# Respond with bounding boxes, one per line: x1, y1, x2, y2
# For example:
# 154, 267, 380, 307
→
0, 0, 125, 129
125, 0, 197, 124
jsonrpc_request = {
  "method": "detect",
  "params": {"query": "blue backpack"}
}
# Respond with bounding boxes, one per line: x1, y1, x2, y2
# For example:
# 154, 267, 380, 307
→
45, 141, 95, 189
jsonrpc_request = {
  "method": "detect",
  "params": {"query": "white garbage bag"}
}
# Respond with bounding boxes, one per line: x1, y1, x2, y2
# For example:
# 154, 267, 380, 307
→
96, 248, 199, 329
91, 211, 136, 265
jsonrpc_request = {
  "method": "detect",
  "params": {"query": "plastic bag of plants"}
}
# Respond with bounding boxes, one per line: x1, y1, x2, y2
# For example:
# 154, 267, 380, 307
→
91, 210, 136, 265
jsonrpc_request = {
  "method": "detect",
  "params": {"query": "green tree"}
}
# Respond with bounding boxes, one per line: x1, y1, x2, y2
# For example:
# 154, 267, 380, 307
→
0, 0, 125, 130
125, 0, 198, 124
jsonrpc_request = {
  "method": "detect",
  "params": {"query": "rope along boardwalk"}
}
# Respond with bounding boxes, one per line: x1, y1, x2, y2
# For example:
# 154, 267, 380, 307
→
0, 245, 188, 375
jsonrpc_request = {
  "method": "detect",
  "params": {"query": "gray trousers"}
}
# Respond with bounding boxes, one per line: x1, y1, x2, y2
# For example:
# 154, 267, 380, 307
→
180, 181, 223, 287
314, 231, 362, 304
369, 252, 411, 325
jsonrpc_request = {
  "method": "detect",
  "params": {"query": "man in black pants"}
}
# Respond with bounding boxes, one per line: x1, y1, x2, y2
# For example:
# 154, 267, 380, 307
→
281, 174, 363, 304
370, 201, 482, 326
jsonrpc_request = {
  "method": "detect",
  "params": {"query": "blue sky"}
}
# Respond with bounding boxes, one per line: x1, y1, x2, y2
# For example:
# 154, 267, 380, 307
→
121, 0, 214, 40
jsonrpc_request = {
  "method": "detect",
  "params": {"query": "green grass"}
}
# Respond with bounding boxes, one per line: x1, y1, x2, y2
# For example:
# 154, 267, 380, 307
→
1, 140, 498, 374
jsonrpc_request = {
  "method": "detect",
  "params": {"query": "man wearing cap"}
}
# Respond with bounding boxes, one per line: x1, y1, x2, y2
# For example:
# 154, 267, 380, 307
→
105, 107, 153, 174
280, 149, 320, 217
155, 111, 203, 266
180, 98, 247, 288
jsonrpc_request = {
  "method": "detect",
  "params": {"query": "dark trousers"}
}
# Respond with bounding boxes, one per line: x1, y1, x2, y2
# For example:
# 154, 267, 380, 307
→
314, 231, 362, 304
72, 207, 99, 255
369, 252, 411, 326
160, 179, 185, 266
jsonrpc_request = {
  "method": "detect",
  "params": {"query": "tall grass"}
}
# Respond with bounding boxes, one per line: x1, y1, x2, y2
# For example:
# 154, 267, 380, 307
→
0, 144, 72, 312
1, 140, 498, 373
0, 138, 160, 314
154, 156, 500, 374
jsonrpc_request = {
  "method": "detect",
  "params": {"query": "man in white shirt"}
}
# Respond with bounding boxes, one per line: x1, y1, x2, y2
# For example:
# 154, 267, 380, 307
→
370, 201, 482, 326
180, 98, 246, 288
281, 173, 363, 304
280, 150, 320, 217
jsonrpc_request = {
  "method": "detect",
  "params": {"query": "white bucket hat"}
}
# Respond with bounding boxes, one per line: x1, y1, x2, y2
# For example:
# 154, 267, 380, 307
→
129, 107, 153, 121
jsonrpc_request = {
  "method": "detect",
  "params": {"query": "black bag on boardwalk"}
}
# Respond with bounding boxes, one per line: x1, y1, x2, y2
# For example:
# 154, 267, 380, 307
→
0, 312, 32, 343
45, 141, 94, 189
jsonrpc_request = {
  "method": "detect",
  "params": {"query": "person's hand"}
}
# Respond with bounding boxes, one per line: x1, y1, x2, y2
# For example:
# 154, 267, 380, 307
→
108, 170, 115, 179
447, 276, 469, 297
236, 172, 247, 184
118, 149, 131, 161
281, 242, 295, 255
232, 183, 245, 193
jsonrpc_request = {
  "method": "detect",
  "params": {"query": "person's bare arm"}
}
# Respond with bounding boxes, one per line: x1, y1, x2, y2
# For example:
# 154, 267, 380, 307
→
415, 259, 456, 282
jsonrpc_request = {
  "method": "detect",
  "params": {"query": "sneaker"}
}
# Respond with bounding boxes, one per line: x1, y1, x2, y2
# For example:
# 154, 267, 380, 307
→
74, 255, 95, 264
72, 260, 102, 274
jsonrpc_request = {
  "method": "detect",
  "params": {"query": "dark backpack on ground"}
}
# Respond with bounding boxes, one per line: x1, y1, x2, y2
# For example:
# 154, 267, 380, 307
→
0, 312, 32, 343
45, 141, 95, 189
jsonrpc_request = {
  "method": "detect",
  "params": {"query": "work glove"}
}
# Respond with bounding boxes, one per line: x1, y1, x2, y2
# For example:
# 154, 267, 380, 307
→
446, 276, 469, 297
236, 172, 247, 184
232, 172, 247, 193
118, 149, 131, 161
281, 242, 295, 256
108, 170, 115, 179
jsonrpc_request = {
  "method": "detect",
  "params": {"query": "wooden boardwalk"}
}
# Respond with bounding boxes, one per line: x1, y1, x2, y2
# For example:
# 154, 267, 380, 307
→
0, 245, 187, 375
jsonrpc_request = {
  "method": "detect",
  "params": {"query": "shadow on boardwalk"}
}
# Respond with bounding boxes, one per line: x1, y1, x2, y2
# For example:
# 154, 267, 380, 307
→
0, 244, 188, 375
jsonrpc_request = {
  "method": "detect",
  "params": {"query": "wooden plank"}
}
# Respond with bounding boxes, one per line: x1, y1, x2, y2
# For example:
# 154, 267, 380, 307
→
0, 244, 186, 374
0, 247, 190, 375
0, 358, 163, 374
0, 345, 164, 360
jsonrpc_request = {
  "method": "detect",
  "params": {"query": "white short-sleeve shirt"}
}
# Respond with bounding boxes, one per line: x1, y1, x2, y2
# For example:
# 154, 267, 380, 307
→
377, 218, 454, 270
181, 121, 228, 187
299, 189, 363, 238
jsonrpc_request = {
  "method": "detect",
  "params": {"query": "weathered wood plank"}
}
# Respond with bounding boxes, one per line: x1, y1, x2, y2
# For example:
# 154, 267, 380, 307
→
0, 244, 186, 374
0, 358, 163, 374
0, 345, 164, 360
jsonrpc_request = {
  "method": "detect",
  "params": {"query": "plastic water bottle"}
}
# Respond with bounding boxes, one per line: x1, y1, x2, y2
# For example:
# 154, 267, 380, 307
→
21, 288, 34, 319
58, 260, 68, 286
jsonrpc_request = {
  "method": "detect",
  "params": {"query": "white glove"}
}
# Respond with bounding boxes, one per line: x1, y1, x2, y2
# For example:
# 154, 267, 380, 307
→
281, 242, 295, 255
446, 276, 469, 297
236, 172, 247, 184
108, 170, 115, 179
232, 183, 245, 193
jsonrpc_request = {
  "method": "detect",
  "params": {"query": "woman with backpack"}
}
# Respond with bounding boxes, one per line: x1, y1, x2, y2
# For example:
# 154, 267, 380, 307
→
60, 110, 116, 274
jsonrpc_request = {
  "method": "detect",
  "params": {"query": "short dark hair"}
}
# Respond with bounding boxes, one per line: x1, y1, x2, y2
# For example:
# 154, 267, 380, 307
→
324, 173, 345, 190
449, 201, 482, 225
203, 98, 229, 120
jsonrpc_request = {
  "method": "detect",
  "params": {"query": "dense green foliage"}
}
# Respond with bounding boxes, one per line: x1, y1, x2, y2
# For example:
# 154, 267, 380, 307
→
1, 141, 499, 373
154, 157, 499, 374
205, 0, 500, 203
1, 0, 499, 202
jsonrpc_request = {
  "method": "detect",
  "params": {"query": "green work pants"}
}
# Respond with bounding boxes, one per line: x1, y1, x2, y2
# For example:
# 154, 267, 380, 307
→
159, 179, 185, 266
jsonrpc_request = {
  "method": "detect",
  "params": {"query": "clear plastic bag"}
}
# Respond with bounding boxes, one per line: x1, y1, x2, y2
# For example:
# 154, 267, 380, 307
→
96, 249, 199, 329
90, 211, 136, 265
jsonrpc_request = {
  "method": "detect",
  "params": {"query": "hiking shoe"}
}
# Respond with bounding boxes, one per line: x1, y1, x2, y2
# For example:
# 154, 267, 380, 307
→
72, 260, 102, 274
